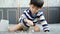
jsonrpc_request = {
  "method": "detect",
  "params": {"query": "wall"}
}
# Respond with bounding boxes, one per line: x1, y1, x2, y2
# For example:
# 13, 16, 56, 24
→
0, 0, 60, 7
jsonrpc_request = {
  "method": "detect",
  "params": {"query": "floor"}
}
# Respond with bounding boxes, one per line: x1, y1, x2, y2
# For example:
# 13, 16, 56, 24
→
0, 24, 60, 34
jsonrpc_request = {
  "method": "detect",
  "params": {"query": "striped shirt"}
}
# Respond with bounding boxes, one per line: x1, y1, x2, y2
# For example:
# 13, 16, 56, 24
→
19, 8, 49, 31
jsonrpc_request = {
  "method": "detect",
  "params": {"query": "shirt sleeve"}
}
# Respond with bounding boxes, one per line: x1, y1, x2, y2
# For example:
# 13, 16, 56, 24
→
39, 11, 50, 31
19, 14, 27, 23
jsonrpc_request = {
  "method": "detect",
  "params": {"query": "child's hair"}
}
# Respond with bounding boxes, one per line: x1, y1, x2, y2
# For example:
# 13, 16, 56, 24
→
30, 0, 44, 8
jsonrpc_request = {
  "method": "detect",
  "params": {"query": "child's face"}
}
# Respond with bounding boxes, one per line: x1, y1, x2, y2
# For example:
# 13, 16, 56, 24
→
30, 4, 42, 13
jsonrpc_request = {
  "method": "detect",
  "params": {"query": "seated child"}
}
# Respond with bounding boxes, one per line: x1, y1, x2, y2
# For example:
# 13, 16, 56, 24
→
8, 0, 50, 32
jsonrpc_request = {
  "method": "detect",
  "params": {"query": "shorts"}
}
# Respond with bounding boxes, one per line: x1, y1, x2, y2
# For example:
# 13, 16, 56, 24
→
19, 23, 30, 31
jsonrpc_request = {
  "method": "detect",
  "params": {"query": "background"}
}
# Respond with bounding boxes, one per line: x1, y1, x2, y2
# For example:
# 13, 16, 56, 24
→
0, 0, 60, 24
0, 0, 60, 33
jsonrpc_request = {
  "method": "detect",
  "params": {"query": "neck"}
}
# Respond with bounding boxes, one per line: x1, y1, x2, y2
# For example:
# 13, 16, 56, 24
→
30, 10, 37, 16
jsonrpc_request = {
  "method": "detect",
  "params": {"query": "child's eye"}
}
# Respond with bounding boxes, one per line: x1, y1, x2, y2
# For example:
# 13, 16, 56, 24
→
36, 8, 39, 10
35, 8, 38, 10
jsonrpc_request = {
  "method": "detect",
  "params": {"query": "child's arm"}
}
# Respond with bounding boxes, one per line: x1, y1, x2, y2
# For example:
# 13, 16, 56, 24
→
39, 11, 50, 32
19, 14, 34, 26
24, 19, 34, 26
8, 14, 34, 31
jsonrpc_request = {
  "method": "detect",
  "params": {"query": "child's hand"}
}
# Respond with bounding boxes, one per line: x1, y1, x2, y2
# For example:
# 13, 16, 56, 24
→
27, 20, 33, 26
25, 19, 34, 26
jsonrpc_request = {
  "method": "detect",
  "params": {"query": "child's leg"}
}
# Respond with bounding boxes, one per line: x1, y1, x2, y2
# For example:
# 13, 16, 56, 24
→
34, 25, 40, 32
8, 23, 24, 31
8, 23, 29, 31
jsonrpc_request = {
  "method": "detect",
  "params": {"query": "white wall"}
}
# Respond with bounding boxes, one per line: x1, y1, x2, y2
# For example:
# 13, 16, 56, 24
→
19, 0, 60, 7
0, 0, 17, 7
19, 0, 30, 7
0, 0, 60, 7
44, 0, 60, 7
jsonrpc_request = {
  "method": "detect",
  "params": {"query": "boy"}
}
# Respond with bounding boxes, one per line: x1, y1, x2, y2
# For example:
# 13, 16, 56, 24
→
8, 0, 50, 32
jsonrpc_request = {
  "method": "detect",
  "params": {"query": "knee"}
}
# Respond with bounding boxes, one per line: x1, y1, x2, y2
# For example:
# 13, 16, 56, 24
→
34, 26, 40, 32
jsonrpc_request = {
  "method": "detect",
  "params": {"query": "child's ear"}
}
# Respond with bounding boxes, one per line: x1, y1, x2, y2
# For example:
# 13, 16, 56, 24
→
29, 3, 32, 5
29, 3, 31, 5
